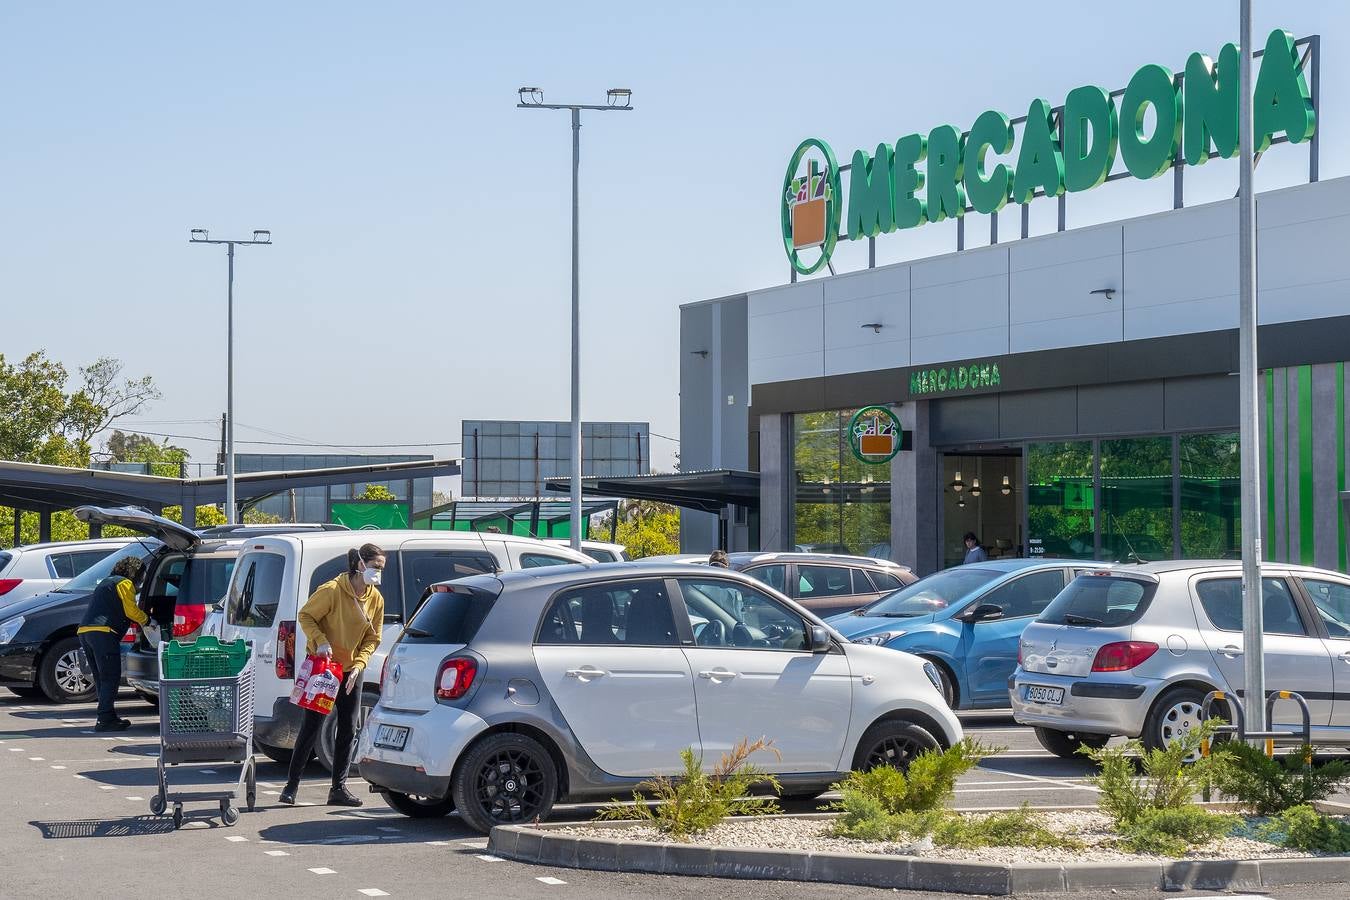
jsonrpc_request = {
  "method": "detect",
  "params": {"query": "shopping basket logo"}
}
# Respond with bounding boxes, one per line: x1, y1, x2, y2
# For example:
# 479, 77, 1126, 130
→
848, 406, 904, 464
781, 138, 840, 276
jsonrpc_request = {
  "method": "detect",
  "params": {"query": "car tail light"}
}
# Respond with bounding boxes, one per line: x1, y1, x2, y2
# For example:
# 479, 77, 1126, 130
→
172, 603, 207, 638
435, 657, 477, 701
380, 654, 391, 690
0, 579, 21, 596
121, 627, 138, 644
1017, 643, 1023, 665
1091, 641, 1159, 672
276, 620, 297, 679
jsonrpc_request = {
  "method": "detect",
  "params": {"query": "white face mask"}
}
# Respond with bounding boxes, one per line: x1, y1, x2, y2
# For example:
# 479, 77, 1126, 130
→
362, 567, 382, 587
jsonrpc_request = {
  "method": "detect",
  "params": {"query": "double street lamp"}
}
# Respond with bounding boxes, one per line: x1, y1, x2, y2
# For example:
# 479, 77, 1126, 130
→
518, 87, 633, 550
189, 229, 273, 524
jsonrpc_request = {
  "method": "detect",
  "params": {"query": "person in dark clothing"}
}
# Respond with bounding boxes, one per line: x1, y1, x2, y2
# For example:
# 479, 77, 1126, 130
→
708, 550, 730, 568
78, 556, 149, 731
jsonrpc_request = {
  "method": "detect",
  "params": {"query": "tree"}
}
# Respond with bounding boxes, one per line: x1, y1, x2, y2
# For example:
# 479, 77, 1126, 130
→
104, 429, 188, 477
357, 484, 398, 501
603, 499, 680, 558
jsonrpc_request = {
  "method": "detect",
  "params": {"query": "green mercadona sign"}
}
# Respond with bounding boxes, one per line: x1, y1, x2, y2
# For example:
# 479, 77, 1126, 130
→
782, 28, 1316, 275
910, 362, 1001, 397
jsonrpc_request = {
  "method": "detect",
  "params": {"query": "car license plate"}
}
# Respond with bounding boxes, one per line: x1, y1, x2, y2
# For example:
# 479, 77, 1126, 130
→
373, 724, 409, 750
1025, 685, 1064, 705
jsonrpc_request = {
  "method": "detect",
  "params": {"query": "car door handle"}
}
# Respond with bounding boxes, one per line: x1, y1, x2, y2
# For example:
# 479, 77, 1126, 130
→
565, 666, 607, 681
1339, 652, 1350, 664
698, 668, 738, 682
1218, 645, 1243, 658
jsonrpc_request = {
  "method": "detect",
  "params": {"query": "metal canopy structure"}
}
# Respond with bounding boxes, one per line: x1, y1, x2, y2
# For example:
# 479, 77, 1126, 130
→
0, 457, 460, 541
545, 469, 760, 514
425, 498, 620, 541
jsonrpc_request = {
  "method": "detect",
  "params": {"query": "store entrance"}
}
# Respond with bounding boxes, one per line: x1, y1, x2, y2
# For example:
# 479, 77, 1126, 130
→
941, 450, 1023, 569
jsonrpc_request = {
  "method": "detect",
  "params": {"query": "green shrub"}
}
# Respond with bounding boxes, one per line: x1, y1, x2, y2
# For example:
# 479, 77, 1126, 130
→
1212, 742, 1350, 816
1260, 804, 1350, 852
830, 739, 1000, 818
1117, 806, 1239, 857
1081, 719, 1221, 827
595, 737, 782, 839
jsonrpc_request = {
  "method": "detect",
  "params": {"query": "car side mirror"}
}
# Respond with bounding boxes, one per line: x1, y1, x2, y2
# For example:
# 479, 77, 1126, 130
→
809, 625, 831, 653
963, 603, 1004, 623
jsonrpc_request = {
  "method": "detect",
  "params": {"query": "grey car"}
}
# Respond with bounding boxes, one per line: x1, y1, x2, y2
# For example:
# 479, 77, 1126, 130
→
1010, 560, 1350, 757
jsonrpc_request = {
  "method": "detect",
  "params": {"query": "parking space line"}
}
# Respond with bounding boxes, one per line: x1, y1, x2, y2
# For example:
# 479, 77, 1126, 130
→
226, 835, 249, 842
126, 796, 144, 801
265, 850, 290, 857
537, 876, 567, 885
358, 890, 390, 897
99, 786, 115, 790
954, 785, 1093, 794
475, 854, 504, 862
28, 756, 44, 761
50, 765, 66, 770
978, 766, 1101, 793
308, 867, 337, 875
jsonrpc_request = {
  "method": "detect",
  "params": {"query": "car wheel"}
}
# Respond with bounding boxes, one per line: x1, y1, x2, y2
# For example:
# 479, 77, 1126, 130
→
451, 732, 558, 834
1034, 727, 1110, 759
383, 790, 455, 818
6, 685, 45, 700
39, 637, 96, 703
1143, 686, 1207, 755
852, 719, 942, 772
316, 690, 377, 774
923, 658, 957, 708
256, 741, 294, 765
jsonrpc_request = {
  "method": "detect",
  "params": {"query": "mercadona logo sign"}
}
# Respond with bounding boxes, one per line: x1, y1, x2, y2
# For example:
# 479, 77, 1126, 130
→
782, 28, 1316, 275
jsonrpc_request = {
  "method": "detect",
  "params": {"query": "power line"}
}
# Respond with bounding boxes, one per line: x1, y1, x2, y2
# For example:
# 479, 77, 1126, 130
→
649, 431, 680, 443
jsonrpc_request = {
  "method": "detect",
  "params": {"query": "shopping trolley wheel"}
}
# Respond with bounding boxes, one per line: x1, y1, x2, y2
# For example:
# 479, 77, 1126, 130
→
221, 801, 239, 827
245, 759, 257, 811
172, 804, 184, 830
149, 794, 166, 817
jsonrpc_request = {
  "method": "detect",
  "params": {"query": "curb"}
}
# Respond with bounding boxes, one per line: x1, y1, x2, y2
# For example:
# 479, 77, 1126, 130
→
486, 824, 1350, 894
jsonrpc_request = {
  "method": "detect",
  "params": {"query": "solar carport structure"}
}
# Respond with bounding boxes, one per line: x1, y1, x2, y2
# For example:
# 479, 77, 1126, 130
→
0, 458, 460, 542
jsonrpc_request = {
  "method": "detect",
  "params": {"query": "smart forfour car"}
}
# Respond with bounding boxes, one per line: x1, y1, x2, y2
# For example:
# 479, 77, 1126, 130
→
357, 562, 961, 832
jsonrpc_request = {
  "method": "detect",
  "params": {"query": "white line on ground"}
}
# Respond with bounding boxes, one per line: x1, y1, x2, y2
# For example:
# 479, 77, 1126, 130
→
62, 719, 81, 724
458, 840, 489, 850
125, 796, 144, 801
27, 757, 44, 761
978, 766, 1102, 794
358, 890, 390, 897
954, 785, 1093, 794
262, 790, 280, 795
99, 785, 115, 790
72, 774, 85, 780
961, 778, 1089, 786
226, 835, 249, 842
50, 765, 66, 770
7, 748, 23, 752
100, 737, 115, 742
308, 867, 337, 875
475, 854, 504, 863
265, 850, 290, 857
536, 877, 567, 885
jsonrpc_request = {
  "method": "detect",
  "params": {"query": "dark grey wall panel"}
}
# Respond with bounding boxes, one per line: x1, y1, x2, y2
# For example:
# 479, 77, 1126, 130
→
998, 388, 1079, 440
929, 395, 1001, 446
1077, 382, 1165, 435
718, 297, 750, 469
679, 304, 714, 469
1163, 375, 1239, 431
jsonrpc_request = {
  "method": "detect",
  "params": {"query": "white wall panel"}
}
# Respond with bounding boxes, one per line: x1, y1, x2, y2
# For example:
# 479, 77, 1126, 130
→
823, 266, 910, 376
1010, 224, 1122, 353
910, 245, 1009, 365
1123, 199, 1238, 340
748, 282, 823, 387
1258, 178, 1350, 325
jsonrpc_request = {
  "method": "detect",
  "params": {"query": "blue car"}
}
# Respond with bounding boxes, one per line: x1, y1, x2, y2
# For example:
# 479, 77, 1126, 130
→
827, 559, 1105, 710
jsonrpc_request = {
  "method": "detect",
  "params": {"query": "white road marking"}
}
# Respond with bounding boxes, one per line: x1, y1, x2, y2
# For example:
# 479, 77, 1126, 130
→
954, 785, 1093, 794
358, 891, 390, 897
185, 821, 209, 829
264, 850, 290, 857
536, 877, 567, 886
125, 796, 144, 801
960, 778, 1089, 786
28, 757, 44, 761
99, 785, 115, 790
978, 766, 1102, 794
72, 774, 86, 780
297, 801, 315, 806
50, 765, 66, 770
475, 854, 504, 863
226, 835, 249, 842
262, 790, 280, 795
62, 719, 81, 724
308, 867, 337, 875
425, 841, 450, 846
8, 747, 24, 752
458, 839, 489, 850
100, 737, 116, 742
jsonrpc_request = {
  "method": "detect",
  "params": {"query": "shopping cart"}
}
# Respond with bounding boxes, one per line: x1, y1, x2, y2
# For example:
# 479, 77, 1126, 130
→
150, 636, 257, 829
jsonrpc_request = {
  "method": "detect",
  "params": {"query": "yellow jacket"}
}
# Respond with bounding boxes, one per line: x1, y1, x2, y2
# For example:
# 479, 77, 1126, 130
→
77, 579, 148, 634
298, 575, 384, 675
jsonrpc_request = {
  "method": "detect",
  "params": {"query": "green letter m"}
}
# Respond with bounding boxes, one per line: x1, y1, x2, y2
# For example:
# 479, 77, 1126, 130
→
847, 143, 895, 240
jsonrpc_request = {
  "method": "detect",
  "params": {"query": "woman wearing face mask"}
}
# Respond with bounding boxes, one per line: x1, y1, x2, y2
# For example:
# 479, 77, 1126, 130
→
280, 542, 386, 807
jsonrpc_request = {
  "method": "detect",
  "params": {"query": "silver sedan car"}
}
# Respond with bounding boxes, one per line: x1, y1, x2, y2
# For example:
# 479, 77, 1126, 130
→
1010, 560, 1350, 757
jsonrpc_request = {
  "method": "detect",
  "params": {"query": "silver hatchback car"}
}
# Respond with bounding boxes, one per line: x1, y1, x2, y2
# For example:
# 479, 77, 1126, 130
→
1010, 560, 1350, 757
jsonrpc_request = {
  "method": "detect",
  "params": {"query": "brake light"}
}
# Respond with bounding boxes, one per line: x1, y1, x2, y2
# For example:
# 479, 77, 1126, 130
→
1017, 643, 1023, 665
1091, 641, 1159, 672
381, 654, 391, 690
435, 657, 477, 701
172, 603, 207, 638
121, 627, 138, 644
0, 578, 21, 596
276, 620, 297, 679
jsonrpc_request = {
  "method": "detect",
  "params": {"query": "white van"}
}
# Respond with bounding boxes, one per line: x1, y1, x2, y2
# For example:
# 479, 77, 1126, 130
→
216, 530, 591, 769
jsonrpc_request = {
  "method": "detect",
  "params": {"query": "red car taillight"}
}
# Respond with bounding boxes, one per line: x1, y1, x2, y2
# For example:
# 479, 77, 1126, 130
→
276, 620, 297, 679
1091, 641, 1159, 672
0, 578, 22, 596
121, 627, 138, 644
380, 654, 391, 690
435, 657, 477, 701
172, 603, 207, 638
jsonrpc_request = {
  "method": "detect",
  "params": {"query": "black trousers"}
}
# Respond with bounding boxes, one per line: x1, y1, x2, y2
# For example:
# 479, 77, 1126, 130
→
286, 672, 361, 790
79, 631, 123, 724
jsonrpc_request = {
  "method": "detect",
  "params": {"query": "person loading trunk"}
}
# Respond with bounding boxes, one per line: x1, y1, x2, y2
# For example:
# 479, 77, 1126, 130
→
77, 556, 149, 732
280, 543, 386, 807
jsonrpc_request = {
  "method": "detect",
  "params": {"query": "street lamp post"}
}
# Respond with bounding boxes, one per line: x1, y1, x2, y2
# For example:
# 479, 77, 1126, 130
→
518, 87, 633, 550
189, 229, 273, 524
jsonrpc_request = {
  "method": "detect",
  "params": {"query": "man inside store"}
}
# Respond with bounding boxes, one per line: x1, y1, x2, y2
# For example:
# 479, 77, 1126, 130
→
962, 533, 988, 564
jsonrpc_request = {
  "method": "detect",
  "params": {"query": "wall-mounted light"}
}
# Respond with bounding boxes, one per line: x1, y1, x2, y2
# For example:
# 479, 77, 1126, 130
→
690, 350, 709, 358
1001, 474, 1012, 495
860, 322, 884, 333
1089, 287, 1116, 301
950, 471, 965, 493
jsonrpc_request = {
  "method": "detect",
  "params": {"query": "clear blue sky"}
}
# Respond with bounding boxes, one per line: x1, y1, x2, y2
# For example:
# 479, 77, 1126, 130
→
2, 2, 1347, 487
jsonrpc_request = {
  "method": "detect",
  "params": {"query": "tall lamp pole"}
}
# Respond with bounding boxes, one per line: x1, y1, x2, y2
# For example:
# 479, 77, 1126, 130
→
518, 87, 633, 550
189, 229, 273, 524
1237, 0, 1266, 734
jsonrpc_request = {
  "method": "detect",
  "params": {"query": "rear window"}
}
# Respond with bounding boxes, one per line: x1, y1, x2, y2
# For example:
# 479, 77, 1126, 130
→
0, 551, 14, 574
1038, 575, 1156, 627
227, 552, 287, 628
402, 584, 500, 645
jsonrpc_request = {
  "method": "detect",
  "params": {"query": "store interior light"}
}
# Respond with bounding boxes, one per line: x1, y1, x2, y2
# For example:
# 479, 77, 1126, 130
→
970, 478, 981, 498
950, 471, 965, 493
1001, 474, 1012, 495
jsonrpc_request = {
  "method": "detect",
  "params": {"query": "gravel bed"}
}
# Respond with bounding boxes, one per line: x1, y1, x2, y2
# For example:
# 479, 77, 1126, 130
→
556, 810, 1328, 864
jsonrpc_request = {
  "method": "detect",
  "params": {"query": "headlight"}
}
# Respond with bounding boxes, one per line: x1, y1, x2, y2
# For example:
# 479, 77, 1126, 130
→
851, 631, 902, 646
923, 661, 943, 694
0, 616, 25, 645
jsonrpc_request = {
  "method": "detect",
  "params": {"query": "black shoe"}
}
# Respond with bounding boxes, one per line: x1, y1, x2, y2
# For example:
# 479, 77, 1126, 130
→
94, 719, 131, 733
328, 787, 363, 807
278, 784, 297, 806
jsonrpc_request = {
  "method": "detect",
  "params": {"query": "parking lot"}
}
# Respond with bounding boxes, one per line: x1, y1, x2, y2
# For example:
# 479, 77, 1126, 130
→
2, 693, 1346, 900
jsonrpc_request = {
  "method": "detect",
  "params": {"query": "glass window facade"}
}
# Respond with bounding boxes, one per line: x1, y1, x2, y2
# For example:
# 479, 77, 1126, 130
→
1100, 437, 1173, 563
791, 410, 891, 557
1027, 441, 1094, 560
1179, 433, 1241, 558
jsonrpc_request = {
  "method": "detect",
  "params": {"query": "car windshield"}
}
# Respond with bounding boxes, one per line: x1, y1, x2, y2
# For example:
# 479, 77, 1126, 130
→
55, 541, 157, 593
861, 568, 1003, 616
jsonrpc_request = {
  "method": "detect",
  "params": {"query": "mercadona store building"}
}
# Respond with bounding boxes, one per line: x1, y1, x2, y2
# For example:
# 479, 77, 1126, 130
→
679, 27, 1350, 576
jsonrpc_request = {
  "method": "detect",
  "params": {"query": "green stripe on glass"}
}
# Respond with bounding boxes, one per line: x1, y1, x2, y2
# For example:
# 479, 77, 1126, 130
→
1267, 368, 1276, 553
1341, 362, 1347, 573
1285, 368, 1291, 561
1299, 365, 1315, 566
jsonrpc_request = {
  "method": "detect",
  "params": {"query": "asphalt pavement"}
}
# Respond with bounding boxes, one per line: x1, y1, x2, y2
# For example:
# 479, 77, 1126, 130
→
2, 693, 1347, 899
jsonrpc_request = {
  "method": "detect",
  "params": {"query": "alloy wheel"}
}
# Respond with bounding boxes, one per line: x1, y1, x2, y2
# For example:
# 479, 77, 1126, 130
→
864, 735, 922, 770
474, 747, 547, 825
54, 650, 93, 697
1158, 699, 1203, 757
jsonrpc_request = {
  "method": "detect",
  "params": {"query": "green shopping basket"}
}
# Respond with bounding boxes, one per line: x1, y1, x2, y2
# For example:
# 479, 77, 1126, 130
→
161, 636, 250, 679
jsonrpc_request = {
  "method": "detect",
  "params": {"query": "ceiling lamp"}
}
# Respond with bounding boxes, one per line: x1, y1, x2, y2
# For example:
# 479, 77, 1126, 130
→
970, 478, 982, 498
1001, 474, 1012, 496
950, 470, 965, 493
